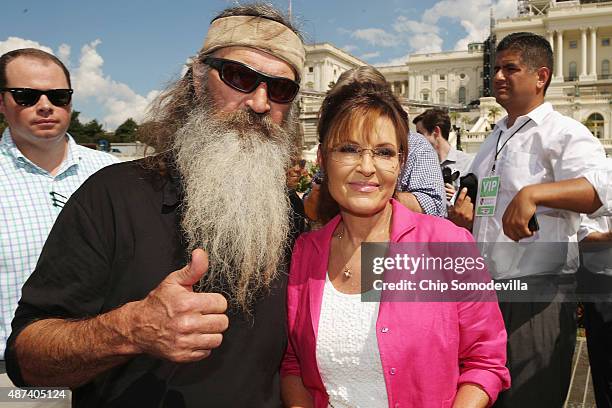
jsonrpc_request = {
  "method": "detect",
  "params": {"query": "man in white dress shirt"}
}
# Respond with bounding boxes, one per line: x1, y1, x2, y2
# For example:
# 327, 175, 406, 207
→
585, 162, 612, 217
450, 32, 607, 408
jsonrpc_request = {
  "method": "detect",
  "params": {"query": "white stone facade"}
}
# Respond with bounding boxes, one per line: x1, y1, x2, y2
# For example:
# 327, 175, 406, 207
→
299, 1, 612, 156
302, 43, 366, 93
495, 0, 612, 155
299, 44, 366, 147
403, 43, 485, 106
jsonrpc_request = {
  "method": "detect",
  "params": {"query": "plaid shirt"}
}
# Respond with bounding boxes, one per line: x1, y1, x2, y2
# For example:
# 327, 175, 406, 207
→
0, 129, 119, 358
398, 133, 446, 217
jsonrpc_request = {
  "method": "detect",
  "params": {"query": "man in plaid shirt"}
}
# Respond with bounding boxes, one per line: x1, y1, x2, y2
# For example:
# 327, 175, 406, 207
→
0, 48, 118, 369
396, 132, 447, 217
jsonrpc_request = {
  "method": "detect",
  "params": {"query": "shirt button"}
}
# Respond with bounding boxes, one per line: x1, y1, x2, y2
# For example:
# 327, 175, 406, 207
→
381, 327, 389, 333
390, 368, 396, 375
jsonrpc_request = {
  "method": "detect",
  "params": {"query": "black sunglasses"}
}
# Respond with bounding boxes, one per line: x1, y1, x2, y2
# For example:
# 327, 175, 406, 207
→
0, 88, 73, 107
201, 57, 300, 104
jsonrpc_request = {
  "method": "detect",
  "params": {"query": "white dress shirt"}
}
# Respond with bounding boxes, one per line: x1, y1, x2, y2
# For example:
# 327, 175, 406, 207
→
0, 129, 119, 358
578, 215, 612, 276
441, 146, 474, 179
470, 102, 607, 279
585, 159, 612, 218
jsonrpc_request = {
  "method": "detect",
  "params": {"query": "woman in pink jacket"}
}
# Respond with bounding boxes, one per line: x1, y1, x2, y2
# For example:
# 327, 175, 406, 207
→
280, 67, 510, 408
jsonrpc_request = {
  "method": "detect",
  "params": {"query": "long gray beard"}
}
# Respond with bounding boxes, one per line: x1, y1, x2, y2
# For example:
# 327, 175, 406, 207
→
173, 106, 293, 312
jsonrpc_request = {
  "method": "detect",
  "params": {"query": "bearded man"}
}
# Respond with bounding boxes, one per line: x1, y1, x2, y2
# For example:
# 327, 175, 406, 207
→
4, 4, 306, 407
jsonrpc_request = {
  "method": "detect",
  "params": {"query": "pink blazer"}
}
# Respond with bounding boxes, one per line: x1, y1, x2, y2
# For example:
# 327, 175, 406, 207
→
281, 199, 510, 408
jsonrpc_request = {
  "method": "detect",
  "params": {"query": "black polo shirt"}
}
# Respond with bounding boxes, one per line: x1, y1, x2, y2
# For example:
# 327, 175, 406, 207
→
5, 159, 303, 408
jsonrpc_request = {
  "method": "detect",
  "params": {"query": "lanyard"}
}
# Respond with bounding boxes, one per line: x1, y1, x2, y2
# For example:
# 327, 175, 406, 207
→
491, 118, 533, 173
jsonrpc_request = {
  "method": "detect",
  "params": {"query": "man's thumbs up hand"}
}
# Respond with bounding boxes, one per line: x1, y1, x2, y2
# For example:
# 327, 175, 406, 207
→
171, 248, 209, 289
126, 249, 229, 362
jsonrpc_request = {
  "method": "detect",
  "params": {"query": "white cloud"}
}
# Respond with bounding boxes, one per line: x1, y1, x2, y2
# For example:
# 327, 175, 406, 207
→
494, 0, 519, 20
353, 0, 517, 66
57, 43, 71, 68
72, 39, 160, 129
420, 0, 517, 50
360, 51, 381, 60
393, 17, 438, 35
342, 44, 358, 53
375, 53, 411, 67
352, 28, 400, 48
180, 57, 193, 77
0, 36, 53, 55
387, 15, 444, 54
0, 36, 160, 130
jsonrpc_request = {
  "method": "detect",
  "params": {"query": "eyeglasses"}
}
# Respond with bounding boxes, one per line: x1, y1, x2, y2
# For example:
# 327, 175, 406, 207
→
330, 143, 401, 172
0, 88, 73, 107
201, 57, 300, 104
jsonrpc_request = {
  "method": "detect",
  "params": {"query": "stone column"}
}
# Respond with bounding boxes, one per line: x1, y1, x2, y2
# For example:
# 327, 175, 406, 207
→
322, 61, 330, 91
556, 30, 564, 81
400, 81, 406, 96
314, 63, 322, 91
408, 74, 415, 100
580, 28, 588, 79
547, 30, 555, 54
590, 27, 598, 78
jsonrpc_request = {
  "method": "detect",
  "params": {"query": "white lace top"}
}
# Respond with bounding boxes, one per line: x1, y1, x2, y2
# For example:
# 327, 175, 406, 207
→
315, 274, 388, 408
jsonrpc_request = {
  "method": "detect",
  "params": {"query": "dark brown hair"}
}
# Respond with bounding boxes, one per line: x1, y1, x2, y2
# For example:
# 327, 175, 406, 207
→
496, 32, 554, 94
316, 67, 409, 223
0, 48, 71, 89
412, 108, 451, 140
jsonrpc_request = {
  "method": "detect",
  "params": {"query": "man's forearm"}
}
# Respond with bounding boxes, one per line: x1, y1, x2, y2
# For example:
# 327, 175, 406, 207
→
581, 231, 612, 243
394, 191, 424, 213
15, 302, 140, 388
15, 252, 230, 389
525, 177, 603, 214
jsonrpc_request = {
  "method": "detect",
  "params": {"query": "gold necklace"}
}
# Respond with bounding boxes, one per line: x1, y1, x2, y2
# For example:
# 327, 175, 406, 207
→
335, 225, 353, 279
335, 207, 393, 280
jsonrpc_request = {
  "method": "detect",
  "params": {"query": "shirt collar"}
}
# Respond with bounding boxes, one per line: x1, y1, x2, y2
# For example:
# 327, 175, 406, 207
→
496, 102, 552, 132
0, 128, 78, 175
442, 146, 458, 165
524, 102, 552, 126
307, 198, 417, 255
55, 133, 81, 173
0, 128, 27, 161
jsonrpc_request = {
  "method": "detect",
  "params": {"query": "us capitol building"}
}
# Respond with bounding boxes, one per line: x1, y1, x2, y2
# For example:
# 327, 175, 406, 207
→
298, 0, 612, 158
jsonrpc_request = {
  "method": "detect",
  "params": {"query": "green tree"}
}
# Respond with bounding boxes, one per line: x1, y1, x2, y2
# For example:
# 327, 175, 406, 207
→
81, 119, 105, 143
488, 107, 502, 123
113, 118, 138, 143
449, 111, 461, 128
68, 111, 106, 144
0, 113, 7, 135
68, 111, 87, 143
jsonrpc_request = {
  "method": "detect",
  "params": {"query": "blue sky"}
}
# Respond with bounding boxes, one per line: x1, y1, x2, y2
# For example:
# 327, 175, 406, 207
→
0, 0, 516, 129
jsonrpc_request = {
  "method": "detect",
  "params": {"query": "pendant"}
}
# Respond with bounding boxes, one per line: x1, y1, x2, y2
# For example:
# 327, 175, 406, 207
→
343, 267, 352, 279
